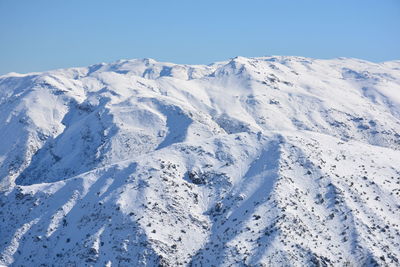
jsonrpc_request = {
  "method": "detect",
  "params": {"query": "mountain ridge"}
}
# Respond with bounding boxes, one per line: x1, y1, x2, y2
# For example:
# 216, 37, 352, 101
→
0, 56, 399, 266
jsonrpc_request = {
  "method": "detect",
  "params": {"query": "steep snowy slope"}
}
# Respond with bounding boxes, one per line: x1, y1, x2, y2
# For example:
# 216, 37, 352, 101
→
0, 56, 399, 266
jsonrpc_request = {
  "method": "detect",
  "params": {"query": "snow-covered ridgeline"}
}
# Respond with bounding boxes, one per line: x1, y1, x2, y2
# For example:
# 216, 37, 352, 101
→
0, 56, 399, 266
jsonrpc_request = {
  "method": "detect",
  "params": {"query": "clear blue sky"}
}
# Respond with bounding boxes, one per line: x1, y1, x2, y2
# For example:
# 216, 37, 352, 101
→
0, 0, 399, 74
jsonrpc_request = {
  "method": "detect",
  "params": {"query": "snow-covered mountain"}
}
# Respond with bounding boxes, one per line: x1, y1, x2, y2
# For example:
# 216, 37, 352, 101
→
0, 56, 399, 266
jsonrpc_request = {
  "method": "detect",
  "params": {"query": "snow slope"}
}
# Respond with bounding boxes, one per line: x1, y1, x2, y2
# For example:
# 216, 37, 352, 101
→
0, 56, 399, 266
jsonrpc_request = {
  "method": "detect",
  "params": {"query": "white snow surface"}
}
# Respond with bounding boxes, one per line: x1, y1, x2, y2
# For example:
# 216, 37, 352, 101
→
0, 56, 400, 266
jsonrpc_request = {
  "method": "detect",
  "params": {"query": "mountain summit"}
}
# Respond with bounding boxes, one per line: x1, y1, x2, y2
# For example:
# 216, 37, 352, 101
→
0, 56, 399, 266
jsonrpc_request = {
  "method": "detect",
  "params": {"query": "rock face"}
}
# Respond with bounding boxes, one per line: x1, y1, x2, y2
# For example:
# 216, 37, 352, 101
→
0, 56, 399, 266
